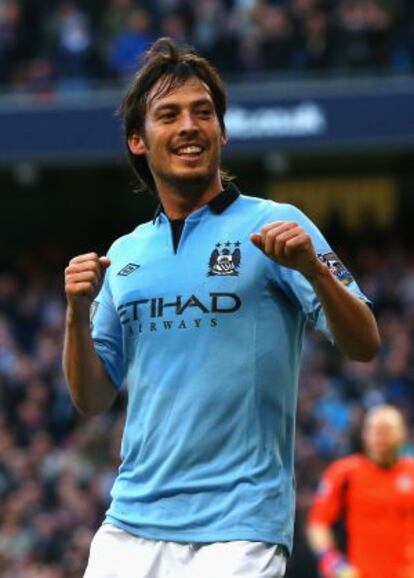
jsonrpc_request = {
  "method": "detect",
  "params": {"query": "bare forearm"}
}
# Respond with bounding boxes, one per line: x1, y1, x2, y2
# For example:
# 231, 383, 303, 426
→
307, 522, 336, 553
250, 221, 380, 361
63, 252, 116, 416
63, 308, 117, 416
307, 264, 381, 361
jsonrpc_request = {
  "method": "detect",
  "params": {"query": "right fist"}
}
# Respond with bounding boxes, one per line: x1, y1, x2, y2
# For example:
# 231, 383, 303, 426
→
319, 548, 360, 578
65, 252, 110, 309
336, 567, 359, 578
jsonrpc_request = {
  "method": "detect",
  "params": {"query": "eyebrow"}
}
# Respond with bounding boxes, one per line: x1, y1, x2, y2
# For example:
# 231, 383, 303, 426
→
151, 98, 214, 115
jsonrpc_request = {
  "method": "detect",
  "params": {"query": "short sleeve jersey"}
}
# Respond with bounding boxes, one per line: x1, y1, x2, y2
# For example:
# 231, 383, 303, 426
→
91, 185, 369, 552
308, 454, 414, 578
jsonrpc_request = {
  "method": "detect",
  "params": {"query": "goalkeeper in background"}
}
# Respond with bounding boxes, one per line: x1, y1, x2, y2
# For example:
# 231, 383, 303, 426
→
307, 405, 414, 578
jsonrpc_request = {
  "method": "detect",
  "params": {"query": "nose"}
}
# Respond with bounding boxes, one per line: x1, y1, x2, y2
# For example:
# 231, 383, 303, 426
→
178, 111, 198, 135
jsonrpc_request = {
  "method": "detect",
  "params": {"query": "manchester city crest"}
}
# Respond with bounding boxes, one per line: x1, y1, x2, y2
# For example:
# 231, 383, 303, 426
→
207, 242, 241, 276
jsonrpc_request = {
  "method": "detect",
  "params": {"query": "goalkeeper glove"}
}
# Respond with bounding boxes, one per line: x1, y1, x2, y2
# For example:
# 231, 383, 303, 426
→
318, 547, 358, 578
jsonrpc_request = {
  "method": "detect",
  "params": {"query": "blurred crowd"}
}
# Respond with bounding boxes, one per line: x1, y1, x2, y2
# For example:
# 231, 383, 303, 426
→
0, 0, 414, 93
0, 235, 413, 577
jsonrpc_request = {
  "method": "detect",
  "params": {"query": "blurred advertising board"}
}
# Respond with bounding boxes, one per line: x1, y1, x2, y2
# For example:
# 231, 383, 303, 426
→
1, 76, 414, 164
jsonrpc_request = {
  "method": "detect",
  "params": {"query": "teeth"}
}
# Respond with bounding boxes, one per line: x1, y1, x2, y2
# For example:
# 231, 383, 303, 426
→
176, 146, 202, 155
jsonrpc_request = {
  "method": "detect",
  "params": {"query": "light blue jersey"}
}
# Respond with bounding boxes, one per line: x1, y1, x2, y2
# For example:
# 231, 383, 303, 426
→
91, 185, 368, 552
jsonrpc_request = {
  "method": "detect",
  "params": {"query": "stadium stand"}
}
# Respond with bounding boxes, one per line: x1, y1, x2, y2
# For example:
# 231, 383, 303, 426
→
0, 0, 413, 92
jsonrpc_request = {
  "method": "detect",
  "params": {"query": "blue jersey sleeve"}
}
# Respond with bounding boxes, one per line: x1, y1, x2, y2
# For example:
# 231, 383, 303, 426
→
266, 204, 370, 340
91, 270, 125, 390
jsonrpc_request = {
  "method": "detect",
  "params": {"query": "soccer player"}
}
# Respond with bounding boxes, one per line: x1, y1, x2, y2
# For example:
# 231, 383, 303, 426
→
307, 405, 414, 578
63, 37, 380, 578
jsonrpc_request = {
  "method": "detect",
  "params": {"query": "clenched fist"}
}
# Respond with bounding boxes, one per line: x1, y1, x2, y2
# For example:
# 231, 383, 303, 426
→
65, 252, 110, 320
250, 221, 323, 279
317, 546, 360, 578
336, 567, 360, 578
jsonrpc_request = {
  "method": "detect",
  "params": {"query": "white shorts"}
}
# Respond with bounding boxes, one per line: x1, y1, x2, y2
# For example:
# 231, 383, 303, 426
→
84, 524, 287, 578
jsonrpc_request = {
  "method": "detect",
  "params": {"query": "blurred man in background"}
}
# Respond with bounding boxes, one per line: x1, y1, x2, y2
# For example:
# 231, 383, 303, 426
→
307, 405, 414, 578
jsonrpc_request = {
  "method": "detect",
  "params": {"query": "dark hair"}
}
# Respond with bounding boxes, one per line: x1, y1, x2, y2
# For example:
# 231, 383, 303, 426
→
118, 37, 230, 195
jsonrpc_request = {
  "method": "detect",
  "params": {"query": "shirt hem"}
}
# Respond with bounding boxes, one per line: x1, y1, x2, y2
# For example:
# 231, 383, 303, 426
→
104, 515, 291, 554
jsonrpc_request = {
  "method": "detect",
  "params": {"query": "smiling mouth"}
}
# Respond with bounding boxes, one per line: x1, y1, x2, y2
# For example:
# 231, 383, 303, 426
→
174, 145, 205, 158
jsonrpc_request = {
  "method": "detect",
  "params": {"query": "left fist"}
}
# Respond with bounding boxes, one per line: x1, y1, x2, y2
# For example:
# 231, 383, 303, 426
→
250, 221, 323, 279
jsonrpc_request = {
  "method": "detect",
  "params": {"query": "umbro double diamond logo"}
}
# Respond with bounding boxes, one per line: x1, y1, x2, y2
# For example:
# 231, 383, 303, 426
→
117, 263, 140, 276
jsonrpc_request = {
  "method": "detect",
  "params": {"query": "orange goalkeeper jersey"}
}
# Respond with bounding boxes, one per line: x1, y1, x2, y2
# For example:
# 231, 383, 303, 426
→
308, 454, 414, 578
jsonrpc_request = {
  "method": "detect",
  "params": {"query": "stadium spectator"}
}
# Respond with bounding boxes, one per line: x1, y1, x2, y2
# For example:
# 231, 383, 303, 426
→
46, 1, 97, 91
307, 405, 414, 578
335, 0, 394, 72
108, 8, 156, 80
159, 11, 190, 48
24, 57, 55, 97
0, 0, 25, 85
192, 0, 230, 60
288, 0, 324, 37
295, 9, 334, 71
255, 4, 295, 72
99, 0, 136, 52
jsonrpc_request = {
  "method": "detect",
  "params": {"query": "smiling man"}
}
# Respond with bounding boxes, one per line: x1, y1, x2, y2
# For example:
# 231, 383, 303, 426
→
63, 38, 380, 578
128, 77, 225, 203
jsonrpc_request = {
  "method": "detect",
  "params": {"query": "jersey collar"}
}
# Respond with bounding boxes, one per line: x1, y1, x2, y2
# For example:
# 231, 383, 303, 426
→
208, 182, 240, 214
153, 182, 240, 223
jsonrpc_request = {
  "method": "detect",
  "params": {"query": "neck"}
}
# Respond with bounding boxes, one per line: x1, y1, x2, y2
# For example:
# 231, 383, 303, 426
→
368, 451, 399, 469
156, 174, 223, 220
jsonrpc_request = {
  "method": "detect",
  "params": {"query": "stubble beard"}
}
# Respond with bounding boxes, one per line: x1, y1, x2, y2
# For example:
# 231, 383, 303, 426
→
155, 153, 221, 198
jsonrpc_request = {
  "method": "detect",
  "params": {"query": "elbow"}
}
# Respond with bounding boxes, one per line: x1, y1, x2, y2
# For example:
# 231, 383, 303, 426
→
72, 398, 109, 417
74, 403, 103, 418
349, 350, 376, 363
63, 374, 103, 417
71, 391, 114, 417
348, 332, 381, 362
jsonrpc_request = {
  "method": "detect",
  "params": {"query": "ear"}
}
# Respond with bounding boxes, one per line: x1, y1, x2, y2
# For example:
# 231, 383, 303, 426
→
128, 133, 147, 155
220, 130, 227, 147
